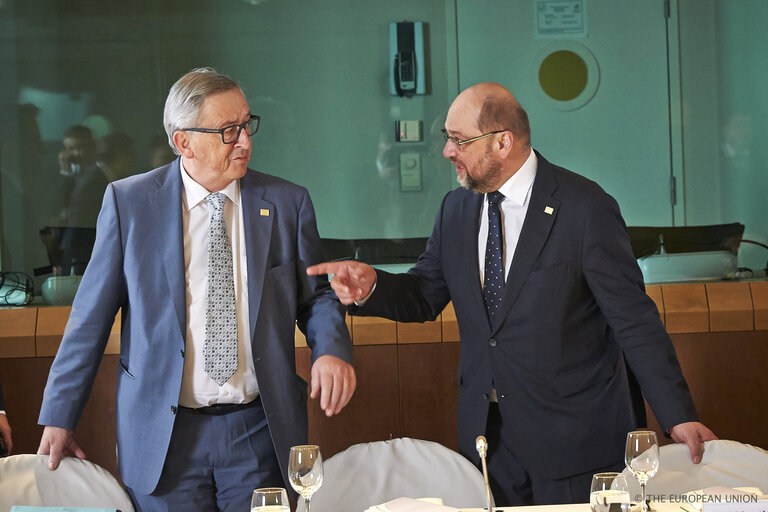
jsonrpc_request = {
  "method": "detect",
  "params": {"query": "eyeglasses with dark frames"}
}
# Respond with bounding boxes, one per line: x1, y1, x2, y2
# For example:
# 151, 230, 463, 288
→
182, 114, 261, 144
441, 128, 505, 149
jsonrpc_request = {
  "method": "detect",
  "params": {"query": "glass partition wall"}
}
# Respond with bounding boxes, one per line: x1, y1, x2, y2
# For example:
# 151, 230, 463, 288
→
1, 0, 766, 301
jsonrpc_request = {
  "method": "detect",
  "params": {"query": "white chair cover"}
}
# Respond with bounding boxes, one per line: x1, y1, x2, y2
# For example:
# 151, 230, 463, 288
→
621, 439, 768, 496
297, 437, 489, 512
0, 454, 134, 512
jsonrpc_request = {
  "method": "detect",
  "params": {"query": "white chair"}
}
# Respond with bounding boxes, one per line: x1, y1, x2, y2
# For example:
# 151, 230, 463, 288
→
0, 454, 134, 512
621, 439, 768, 496
297, 437, 490, 512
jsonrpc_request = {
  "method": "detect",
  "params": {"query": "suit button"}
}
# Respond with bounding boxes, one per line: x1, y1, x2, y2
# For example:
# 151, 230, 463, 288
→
482, 393, 489, 400
170, 406, 177, 414
488, 338, 497, 347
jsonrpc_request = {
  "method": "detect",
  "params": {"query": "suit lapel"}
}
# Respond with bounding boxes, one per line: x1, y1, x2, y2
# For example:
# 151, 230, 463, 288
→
459, 191, 491, 330
150, 159, 187, 347
493, 154, 560, 332
240, 171, 274, 341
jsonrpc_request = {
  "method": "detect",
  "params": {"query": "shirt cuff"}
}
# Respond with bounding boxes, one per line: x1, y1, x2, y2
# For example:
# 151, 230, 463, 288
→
353, 281, 377, 307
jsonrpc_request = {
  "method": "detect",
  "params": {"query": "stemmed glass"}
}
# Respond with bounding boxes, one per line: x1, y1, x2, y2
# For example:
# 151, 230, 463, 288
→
590, 472, 630, 512
289, 444, 323, 512
251, 487, 289, 512
625, 431, 659, 512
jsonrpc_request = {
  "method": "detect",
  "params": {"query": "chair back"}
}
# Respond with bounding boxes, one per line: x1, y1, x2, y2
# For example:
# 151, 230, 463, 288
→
0, 454, 134, 512
621, 440, 768, 496
297, 437, 489, 512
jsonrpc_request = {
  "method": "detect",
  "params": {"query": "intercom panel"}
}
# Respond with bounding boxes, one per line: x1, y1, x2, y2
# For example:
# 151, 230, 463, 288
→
389, 21, 426, 97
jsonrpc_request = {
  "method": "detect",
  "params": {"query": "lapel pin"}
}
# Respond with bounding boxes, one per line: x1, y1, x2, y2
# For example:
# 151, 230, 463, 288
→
544, 206, 554, 215
260, 209, 270, 216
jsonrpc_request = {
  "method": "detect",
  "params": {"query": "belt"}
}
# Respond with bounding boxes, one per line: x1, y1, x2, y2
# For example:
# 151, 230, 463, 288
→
179, 396, 260, 416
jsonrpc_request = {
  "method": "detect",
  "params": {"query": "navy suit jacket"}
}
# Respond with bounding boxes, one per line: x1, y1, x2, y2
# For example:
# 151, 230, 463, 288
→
39, 158, 353, 493
357, 152, 697, 479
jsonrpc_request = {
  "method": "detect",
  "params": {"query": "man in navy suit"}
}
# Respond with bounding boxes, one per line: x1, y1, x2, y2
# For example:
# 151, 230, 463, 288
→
308, 83, 715, 506
38, 68, 356, 511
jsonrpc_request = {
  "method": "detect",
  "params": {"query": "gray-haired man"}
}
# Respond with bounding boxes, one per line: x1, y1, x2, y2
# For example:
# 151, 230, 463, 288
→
38, 68, 355, 511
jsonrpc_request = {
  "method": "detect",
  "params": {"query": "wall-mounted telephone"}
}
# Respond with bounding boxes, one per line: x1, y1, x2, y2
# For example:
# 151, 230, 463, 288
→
389, 21, 426, 97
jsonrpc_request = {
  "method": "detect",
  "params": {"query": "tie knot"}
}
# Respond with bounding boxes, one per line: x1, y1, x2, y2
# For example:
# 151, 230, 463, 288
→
487, 191, 504, 208
207, 192, 226, 212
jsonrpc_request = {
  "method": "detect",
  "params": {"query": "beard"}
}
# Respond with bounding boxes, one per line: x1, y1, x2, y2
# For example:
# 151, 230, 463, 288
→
456, 144, 502, 193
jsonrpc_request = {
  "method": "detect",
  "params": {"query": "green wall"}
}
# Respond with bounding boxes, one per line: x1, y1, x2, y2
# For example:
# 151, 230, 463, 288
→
1, 0, 767, 283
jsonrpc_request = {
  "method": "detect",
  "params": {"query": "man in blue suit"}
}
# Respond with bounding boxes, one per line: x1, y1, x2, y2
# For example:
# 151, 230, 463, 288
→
308, 83, 715, 506
38, 68, 356, 511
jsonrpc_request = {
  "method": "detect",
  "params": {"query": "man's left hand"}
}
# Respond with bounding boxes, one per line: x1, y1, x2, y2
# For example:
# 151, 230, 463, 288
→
668, 421, 718, 464
310, 355, 356, 417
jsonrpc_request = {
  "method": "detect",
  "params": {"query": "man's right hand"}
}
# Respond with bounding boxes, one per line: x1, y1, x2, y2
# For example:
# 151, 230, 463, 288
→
37, 426, 86, 470
307, 260, 376, 305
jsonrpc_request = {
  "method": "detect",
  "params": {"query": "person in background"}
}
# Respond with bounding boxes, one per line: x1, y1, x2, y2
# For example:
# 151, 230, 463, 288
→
55, 125, 110, 228
308, 82, 716, 506
0, 381, 12, 455
97, 132, 136, 181
147, 133, 177, 169
37, 68, 356, 511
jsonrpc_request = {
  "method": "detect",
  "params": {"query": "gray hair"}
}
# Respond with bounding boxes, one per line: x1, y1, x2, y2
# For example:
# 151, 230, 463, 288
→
163, 67, 241, 155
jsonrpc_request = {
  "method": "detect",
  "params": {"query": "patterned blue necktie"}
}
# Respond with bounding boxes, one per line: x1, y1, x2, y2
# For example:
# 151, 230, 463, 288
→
484, 191, 505, 323
204, 192, 238, 386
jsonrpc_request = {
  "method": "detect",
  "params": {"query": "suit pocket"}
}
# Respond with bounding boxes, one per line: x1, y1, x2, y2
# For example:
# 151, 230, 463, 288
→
555, 356, 615, 399
119, 359, 135, 379
266, 260, 296, 287
264, 260, 297, 316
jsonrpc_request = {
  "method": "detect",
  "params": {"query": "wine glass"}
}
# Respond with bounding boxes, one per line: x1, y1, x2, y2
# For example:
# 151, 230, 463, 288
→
625, 431, 659, 512
289, 444, 323, 512
590, 472, 630, 512
251, 487, 289, 512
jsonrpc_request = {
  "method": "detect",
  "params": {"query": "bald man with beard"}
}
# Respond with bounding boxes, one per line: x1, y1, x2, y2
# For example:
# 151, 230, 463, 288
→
308, 83, 715, 506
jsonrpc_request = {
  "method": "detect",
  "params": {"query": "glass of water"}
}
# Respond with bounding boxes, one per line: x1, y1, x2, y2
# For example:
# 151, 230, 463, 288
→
625, 430, 659, 512
590, 472, 630, 512
289, 445, 323, 512
251, 487, 289, 512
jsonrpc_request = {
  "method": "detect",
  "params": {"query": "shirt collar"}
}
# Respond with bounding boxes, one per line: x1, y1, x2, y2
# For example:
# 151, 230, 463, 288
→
493, 148, 537, 206
179, 159, 240, 211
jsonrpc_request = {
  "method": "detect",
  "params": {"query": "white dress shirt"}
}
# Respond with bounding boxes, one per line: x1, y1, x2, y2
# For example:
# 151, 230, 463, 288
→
178, 161, 259, 407
478, 149, 537, 287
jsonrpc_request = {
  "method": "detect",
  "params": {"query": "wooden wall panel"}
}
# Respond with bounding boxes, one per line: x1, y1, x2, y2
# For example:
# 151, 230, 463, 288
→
0, 308, 36, 358
645, 285, 665, 325
441, 302, 460, 342
0, 355, 119, 479
751, 281, 768, 330
397, 317, 442, 344
398, 343, 461, 451
644, 331, 768, 450
350, 316, 396, 345
661, 284, 709, 333
297, 345, 400, 459
706, 282, 753, 332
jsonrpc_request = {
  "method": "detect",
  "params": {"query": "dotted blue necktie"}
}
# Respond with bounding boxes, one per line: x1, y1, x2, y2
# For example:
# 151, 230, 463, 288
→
484, 191, 505, 323
204, 192, 238, 386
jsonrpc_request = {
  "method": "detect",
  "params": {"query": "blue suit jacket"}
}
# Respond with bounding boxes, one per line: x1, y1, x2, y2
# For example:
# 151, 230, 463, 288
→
39, 158, 353, 493
357, 152, 697, 479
